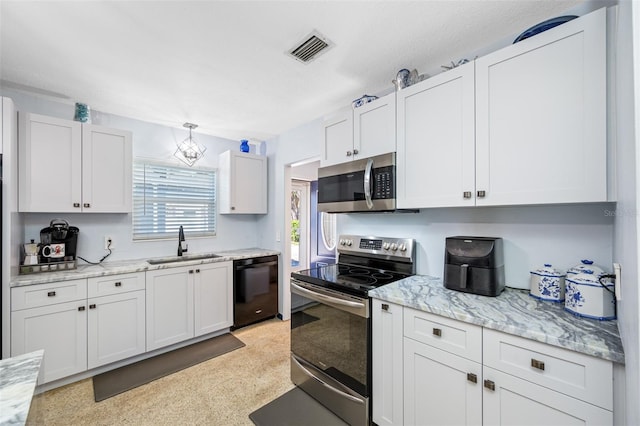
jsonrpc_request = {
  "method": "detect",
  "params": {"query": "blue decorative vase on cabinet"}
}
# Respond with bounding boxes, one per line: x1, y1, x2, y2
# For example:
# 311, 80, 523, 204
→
240, 139, 250, 153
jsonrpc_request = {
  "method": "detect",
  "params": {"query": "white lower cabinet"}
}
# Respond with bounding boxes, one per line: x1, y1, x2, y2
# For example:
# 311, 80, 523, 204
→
86, 273, 146, 369
371, 300, 615, 426
404, 338, 482, 426
146, 261, 233, 351
11, 300, 87, 384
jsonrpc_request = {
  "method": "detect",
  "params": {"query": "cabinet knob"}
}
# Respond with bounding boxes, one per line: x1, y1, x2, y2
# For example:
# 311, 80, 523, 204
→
463, 191, 472, 199
346, 151, 353, 157
189, 270, 194, 274
196, 269, 200, 273
531, 359, 545, 371
353, 149, 359, 155
231, 206, 236, 210
73, 203, 81, 208
115, 282, 122, 287
432, 328, 442, 337
84, 203, 91, 208
467, 373, 478, 384
477, 190, 486, 198
381, 303, 389, 311
89, 304, 96, 309
47, 291, 56, 297
78, 306, 86, 311
484, 379, 495, 391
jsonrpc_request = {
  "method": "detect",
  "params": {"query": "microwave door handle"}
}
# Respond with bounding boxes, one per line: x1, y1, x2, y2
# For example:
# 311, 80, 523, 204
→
364, 158, 374, 209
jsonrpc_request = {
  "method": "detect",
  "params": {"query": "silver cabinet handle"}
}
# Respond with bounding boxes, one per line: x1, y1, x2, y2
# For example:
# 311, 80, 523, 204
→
346, 150, 353, 157
477, 190, 486, 198
114, 282, 122, 287
364, 158, 374, 209
83, 203, 90, 208
73, 203, 80, 208
467, 373, 478, 384
433, 328, 442, 337
484, 379, 495, 391
463, 191, 472, 199
382, 303, 389, 311
353, 149, 359, 155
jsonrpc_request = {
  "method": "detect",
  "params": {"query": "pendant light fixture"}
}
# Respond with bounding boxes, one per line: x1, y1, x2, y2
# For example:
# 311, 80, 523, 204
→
174, 122, 206, 167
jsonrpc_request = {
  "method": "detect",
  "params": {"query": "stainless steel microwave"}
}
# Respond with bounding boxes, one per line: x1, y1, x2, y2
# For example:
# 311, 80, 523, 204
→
317, 152, 396, 213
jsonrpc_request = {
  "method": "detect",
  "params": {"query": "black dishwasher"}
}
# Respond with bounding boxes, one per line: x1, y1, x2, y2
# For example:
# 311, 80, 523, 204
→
233, 255, 279, 329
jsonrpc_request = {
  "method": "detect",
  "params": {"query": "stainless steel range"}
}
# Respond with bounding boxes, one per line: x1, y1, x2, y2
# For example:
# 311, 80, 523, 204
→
290, 234, 415, 426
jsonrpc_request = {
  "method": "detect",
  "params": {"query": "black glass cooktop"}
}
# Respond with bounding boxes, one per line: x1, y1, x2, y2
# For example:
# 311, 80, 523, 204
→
291, 263, 411, 297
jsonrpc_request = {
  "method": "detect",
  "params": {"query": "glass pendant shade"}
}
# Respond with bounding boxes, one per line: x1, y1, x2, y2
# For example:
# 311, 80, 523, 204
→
174, 122, 206, 166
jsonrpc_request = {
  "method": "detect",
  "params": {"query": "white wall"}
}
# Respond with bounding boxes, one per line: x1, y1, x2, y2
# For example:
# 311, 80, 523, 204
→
612, 1, 640, 424
2, 89, 266, 263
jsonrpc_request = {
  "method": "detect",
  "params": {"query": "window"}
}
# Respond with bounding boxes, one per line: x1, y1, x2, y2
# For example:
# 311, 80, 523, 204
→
320, 212, 336, 251
133, 160, 216, 240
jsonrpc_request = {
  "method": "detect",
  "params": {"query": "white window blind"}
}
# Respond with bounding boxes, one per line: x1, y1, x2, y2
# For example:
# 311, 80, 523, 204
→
133, 161, 216, 240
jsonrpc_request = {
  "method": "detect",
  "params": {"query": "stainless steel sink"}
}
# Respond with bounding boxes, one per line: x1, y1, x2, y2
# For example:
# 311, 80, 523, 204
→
147, 254, 221, 265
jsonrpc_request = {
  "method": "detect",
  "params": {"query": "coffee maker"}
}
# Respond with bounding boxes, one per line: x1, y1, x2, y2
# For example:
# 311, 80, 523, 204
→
39, 219, 79, 262
443, 236, 505, 296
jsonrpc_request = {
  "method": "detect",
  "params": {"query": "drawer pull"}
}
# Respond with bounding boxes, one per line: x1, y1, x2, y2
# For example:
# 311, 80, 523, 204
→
477, 190, 486, 198
196, 269, 200, 273
84, 203, 91, 208
89, 304, 96, 309
467, 373, 477, 384
189, 270, 194, 274
115, 281, 122, 287
432, 328, 442, 337
484, 379, 495, 391
78, 306, 86, 311
47, 291, 56, 297
381, 303, 389, 311
73, 202, 80, 208
531, 359, 545, 371
463, 191, 472, 199
255, 309, 263, 314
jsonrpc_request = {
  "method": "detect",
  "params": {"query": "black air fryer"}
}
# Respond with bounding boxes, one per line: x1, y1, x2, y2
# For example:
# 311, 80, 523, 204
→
444, 236, 505, 296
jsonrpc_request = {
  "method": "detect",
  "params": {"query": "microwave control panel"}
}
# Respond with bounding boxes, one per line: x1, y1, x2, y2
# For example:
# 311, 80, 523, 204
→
373, 166, 394, 199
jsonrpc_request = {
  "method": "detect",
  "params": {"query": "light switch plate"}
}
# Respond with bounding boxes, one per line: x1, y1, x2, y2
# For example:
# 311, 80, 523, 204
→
613, 263, 621, 301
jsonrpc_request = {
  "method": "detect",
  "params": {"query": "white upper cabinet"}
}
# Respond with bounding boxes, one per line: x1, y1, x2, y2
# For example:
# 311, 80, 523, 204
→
475, 7, 607, 206
218, 150, 267, 214
19, 113, 132, 213
397, 63, 475, 209
321, 93, 396, 167
321, 107, 354, 167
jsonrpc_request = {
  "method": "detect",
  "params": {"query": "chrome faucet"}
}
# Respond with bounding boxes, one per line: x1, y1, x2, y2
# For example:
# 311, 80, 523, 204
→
178, 226, 187, 256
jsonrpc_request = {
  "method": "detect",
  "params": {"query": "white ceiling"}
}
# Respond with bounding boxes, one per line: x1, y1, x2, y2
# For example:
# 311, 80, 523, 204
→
1, 0, 593, 142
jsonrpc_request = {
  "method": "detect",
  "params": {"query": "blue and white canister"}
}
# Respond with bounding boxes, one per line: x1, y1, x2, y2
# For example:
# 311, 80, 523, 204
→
529, 264, 566, 302
567, 259, 605, 277
565, 270, 616, 320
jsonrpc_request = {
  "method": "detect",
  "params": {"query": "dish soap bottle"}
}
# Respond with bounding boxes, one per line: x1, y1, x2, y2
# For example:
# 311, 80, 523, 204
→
240, 139, 250, 153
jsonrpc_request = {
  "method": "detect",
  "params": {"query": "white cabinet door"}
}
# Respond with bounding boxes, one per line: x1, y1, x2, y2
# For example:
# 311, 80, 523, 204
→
475, 8, 606, 206
19, 112, 82, 212
372, 299, 404, 426
219, 150, 267, 214
397, 63, 475, 208
146, 267, 194, 351
321, 108, 354, 167
404, 337, 482, 426
82, 124, 132, 213
87, 290, 146, 369
11, 300, 87, 384
194, 261, 233, 336
483, 366, 612, 426
354, 93, 396, 160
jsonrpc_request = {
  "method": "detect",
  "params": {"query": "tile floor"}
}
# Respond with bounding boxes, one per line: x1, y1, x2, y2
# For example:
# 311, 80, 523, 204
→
26, 318, 293, 425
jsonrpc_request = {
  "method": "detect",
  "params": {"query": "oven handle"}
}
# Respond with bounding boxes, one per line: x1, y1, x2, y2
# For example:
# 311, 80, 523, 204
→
291, 355, 365, 405
290, 282, 365, 310
364, 158, 374, 209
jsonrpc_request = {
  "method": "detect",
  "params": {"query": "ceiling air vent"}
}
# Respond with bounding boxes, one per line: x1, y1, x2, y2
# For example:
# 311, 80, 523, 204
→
287, 31, 333, 64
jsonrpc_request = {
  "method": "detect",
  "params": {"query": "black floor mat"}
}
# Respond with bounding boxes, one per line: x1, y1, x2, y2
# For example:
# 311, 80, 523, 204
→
249, 387, 348, 426
93, 333, 245, 402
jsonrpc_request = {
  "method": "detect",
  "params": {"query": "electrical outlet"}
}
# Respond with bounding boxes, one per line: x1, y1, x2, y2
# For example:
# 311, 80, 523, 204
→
276, 231, 281, 242
104, 236, 114, 250
613, 263, 621, 301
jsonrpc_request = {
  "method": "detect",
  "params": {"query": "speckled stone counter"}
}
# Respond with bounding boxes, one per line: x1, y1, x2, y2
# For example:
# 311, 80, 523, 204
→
369, 275, 624, 364
0, 350, 43, 425
10, 248, 279, 287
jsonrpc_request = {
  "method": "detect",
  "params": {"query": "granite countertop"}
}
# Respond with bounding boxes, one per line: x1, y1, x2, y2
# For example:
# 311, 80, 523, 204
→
0, 350, 44, 425
369, 275, 624, 364
10, 248, 280, 287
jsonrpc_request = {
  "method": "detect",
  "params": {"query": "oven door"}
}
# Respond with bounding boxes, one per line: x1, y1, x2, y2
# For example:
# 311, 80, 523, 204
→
317, 152, 396, 213
290, 278, 370, 426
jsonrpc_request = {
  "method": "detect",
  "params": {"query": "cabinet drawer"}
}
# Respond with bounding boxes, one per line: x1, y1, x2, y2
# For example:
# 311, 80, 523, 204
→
11, 279, 87, 311
483, 329, 613, 410
88, 272, 145, 297
404, 308, 482, 363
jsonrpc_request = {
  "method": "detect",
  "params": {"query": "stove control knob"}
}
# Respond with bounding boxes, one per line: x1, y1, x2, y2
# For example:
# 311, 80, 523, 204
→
383, 242, 390, 250
339, 239, 345, 246
346, 239, 353, 246
390, 243, 398, 251
399, 243, 407, 252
